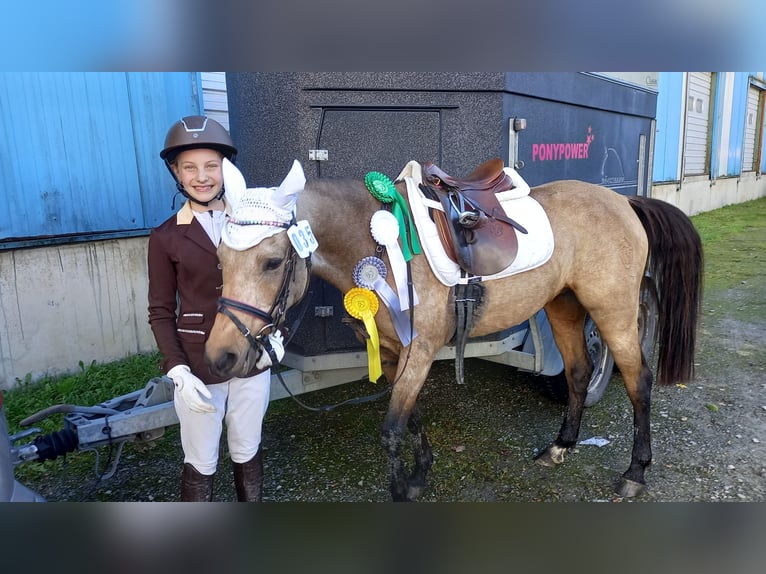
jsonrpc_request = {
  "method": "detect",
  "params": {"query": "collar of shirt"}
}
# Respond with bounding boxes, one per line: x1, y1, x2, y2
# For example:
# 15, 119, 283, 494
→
193, 209, 227, 247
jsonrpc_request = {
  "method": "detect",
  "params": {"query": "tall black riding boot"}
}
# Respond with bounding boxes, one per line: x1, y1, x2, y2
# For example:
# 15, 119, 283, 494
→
180, 463, 214, 502
232, 447, 263, 502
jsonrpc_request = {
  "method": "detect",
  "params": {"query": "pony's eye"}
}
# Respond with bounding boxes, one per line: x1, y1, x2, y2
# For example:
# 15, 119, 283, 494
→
264, 257, 283, 271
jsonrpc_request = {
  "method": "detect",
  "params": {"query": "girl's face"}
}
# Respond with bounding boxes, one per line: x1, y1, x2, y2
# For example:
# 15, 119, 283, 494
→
171, 148, 224, 206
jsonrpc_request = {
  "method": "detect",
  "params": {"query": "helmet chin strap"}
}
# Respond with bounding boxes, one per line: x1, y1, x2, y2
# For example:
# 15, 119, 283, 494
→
171, 182, 225, 210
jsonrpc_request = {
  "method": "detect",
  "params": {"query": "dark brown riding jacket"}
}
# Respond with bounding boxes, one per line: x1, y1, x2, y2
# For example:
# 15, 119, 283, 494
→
147, 201, 262, 385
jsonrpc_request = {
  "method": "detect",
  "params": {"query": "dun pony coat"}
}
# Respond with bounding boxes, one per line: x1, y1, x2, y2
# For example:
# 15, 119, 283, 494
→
206, 173, 703, 501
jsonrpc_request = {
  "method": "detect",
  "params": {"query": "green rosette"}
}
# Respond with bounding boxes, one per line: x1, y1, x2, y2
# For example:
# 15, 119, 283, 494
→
364, 171, 421, 261
364, 171, 396, 202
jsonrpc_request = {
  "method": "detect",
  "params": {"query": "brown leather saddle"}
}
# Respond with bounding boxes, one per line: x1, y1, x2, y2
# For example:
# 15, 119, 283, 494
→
418, 158, 528, 277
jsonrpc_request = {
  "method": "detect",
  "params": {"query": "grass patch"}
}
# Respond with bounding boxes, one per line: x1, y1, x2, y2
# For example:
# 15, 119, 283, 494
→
3, 353, 162, 435
3, 352, 164, 488
691, 197, 766, 292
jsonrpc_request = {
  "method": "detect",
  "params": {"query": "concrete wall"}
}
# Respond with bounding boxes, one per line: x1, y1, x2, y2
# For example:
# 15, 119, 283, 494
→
0, 237, 156, 390
651, 172, 766, 215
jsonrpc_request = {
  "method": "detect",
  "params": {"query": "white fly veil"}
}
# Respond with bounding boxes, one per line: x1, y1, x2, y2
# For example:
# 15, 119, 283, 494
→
221, 158, 306, 251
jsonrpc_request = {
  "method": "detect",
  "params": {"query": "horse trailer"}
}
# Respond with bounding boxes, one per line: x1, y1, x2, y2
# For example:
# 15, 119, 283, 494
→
225, 72, 660, 404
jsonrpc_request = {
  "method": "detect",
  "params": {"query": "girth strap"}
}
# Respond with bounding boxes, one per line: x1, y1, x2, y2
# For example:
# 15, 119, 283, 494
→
452, 281, 484, 385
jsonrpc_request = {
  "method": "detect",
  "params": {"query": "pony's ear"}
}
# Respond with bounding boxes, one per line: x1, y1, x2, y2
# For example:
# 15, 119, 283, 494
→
222, 157, 246, 207
275, 160, 306, 211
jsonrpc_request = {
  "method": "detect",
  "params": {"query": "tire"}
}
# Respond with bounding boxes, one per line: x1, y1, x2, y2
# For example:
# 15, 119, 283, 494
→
637, 276, 659, 365
540, 277, 659, 407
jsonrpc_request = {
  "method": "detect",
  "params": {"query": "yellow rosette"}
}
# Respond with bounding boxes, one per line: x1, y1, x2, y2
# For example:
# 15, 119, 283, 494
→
343, 287, 383, 383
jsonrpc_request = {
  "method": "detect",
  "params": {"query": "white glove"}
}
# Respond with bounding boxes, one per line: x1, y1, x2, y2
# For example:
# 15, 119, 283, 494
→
167, 365, 216, 414
255, 330, 285, 369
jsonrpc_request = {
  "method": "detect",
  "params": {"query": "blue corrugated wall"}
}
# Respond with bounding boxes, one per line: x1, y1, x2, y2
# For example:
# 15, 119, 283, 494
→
762, 75, 766, 174
725, 72, 748, 176
709, 74, 722, 179
652, 73, 683, 182
0, 72, 200, 245
653, 72, 765, 182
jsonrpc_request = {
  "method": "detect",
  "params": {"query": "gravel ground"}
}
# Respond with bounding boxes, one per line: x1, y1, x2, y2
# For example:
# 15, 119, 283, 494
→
15, 202, 766, 503
20, 276, 765, 503
264, 277, 766, 502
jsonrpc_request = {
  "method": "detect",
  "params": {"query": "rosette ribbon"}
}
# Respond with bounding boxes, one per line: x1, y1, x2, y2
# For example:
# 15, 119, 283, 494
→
364, 171, 421, 261
353, 257, 417, 346
343, 288, 383, 383
370, 210, 419, 311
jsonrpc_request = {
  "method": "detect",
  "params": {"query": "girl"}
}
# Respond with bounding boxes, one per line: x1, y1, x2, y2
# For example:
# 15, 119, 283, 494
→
148, 116, 281, 501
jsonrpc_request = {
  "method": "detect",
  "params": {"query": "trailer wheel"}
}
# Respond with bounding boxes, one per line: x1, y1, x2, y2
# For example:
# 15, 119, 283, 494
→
539, 315, 614, 406
636, 276, 659, 367
540, 277, 659, 407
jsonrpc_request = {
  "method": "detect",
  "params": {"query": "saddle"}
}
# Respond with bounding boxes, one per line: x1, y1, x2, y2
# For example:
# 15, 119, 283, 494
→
419, 158, 528, 277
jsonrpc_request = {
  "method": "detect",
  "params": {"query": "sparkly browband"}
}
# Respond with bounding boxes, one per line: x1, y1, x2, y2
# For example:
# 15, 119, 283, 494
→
226, 216, 292, 228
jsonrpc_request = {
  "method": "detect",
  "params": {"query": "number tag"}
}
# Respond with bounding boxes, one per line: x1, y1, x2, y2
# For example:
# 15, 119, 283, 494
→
287, 220, 319, 258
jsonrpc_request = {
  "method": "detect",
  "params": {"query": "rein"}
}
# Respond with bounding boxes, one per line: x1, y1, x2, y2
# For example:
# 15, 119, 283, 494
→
217, 228, 401, 413
269, 258, 420, 413
264, 265, 421, 413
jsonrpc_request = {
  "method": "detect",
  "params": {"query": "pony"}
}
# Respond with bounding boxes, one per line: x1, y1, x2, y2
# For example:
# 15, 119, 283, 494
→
205, 158, 703, 501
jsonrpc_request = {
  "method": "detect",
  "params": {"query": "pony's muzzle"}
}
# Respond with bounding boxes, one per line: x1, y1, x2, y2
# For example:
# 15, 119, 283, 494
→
205, 347, 240, 378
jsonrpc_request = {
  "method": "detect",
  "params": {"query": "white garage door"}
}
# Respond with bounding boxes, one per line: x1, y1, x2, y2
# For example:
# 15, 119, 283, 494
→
683, 72, 713, 176
201, 72, 229, 130
742, 84, 761, 172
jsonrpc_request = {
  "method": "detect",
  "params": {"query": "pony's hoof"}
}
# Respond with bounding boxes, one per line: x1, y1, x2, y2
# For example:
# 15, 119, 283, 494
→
534, 445, 567, 467
615, 478, 646, 498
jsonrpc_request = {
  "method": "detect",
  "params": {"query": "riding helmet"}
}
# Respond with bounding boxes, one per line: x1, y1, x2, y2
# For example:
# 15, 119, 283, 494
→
160, 115, 237, 164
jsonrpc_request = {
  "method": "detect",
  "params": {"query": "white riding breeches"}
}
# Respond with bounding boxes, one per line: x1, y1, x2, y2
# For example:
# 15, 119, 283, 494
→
174, 370, 271, 475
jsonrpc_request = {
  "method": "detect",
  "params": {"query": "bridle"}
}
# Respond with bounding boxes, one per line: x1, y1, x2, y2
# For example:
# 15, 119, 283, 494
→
216, 217, 396, 413
217, 220, 312, 358
217, 236, 394, 412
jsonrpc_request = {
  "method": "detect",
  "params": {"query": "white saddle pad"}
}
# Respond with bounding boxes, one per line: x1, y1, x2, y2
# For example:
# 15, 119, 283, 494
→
396, 161, 554, 287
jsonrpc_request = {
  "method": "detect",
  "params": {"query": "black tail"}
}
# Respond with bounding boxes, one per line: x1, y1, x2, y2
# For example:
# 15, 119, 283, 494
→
628, 196, 704, 386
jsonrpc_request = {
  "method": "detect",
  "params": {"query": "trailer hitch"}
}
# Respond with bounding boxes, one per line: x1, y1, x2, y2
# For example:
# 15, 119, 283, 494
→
10, 377, 179, 480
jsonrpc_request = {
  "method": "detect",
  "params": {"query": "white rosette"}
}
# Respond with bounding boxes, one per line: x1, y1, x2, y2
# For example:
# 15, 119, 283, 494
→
353, 256, 417, 346
370, 210, 419, 311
